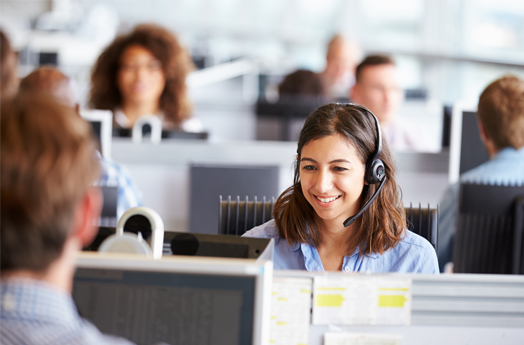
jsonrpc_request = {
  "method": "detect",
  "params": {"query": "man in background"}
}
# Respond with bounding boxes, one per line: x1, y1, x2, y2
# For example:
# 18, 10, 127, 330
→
0, 30, 18, 99
19, 66, 143, 220
319, 34, 361, 100
351, 55, 424, 152
438, 75, 524, 271
0, 95, 134, 344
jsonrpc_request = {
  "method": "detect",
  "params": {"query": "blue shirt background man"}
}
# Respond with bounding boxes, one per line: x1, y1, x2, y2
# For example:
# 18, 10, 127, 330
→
438, 75, 524, 271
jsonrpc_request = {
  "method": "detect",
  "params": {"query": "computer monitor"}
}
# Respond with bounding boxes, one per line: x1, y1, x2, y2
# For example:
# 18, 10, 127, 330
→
80, 109, 113, 159
73, 252, 272, 345
448, 103, 490, 183
189, 164, 280, 234
441, 105, 452, 149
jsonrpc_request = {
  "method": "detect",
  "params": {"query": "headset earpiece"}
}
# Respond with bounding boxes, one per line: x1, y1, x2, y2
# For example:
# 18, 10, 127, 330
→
342, 103, 386, 227
366, 158, 385, 185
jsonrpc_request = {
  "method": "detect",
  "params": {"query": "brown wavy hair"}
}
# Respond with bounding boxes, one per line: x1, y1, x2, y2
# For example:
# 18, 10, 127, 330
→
273, 103, 405, 257
89, 24, 194, 127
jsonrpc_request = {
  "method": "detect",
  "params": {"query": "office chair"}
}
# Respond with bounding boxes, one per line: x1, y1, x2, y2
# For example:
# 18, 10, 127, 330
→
453, 183, 524, 275
406, 202, 439, 250
219, 195, 276, 236
218, 196, 438, 249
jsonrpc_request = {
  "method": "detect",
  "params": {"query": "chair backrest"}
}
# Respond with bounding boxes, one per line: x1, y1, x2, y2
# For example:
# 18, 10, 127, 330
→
190, 164, 279, 234
454, 183, 524, 274
219, 196, 276, 236
405, 203, 438, 250
219, 196, 438, 250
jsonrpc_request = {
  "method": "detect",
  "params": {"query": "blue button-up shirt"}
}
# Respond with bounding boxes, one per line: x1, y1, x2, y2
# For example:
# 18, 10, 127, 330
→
1, 278, 134, 345
438, 147, 524, 270
96, 152, 143, 220
243, 219, 439, 273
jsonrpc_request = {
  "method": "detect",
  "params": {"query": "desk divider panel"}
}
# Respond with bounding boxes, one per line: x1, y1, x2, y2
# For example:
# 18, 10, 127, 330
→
270, 271, 524, 345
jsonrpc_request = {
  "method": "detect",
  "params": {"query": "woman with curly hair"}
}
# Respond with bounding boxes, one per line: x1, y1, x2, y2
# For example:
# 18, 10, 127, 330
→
244, 103, 438, 273
89, 24, 202, 131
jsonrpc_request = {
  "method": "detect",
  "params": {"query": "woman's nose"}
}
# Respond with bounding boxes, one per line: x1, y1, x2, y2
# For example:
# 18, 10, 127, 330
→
315, 170, 333, 193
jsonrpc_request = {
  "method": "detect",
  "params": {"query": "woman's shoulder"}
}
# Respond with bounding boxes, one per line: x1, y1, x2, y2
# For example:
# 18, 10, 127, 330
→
399, 230, 434, 250
242, 219, 280, 239
384, 230, 439, 273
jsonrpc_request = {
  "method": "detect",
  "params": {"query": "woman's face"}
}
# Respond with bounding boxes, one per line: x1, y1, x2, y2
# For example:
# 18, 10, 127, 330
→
300, 133, 366, 226
117, 45, 166, 107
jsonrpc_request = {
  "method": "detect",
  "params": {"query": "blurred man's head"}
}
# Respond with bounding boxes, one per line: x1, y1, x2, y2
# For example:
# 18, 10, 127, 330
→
323, 35, 361, 85
477, 75, 524, 156
278, 69, 327, 98
0, 31, 18, 99
19, 66, 77, 109
1, 95, 100, 279
351, 55, 403, 126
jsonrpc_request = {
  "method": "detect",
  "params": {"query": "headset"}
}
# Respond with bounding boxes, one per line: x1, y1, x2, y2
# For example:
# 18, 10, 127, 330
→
342, 104, 387, 227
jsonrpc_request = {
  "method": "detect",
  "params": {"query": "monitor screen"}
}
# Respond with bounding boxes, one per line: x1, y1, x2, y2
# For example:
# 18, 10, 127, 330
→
459, 111, 490, 175
448, 105, 490, 183
73, 253, 271, 345
80, 110, 113, 159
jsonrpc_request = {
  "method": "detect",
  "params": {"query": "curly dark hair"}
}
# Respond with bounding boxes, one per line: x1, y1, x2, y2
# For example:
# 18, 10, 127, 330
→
89, 24, 194, 127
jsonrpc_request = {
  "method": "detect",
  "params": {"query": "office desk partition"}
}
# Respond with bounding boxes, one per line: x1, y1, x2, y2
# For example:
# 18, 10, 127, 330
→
112, 139, 449, 231
272, 271, 524, 345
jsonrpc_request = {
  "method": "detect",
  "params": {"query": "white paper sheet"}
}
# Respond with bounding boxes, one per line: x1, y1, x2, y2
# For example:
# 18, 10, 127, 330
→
324, 332, 402, 345
270, 277, 313, 345
313, 276, 411, 325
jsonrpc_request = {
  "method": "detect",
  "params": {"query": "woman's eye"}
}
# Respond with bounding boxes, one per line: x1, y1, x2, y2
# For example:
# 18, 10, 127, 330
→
333, 166, 347, 172
302, 165, 316, 171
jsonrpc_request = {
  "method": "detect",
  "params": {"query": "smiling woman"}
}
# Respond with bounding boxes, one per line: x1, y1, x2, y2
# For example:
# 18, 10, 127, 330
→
243, 103, 439, 273
89, 24, 200, 131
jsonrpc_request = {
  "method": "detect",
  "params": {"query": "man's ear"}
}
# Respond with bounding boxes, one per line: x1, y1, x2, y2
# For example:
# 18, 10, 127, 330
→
477, 120, 498, 158
477, 120, 489, 144
71, 187, 103, 248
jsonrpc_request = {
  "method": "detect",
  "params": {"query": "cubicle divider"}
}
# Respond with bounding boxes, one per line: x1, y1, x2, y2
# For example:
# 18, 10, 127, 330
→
75, 250, 524, 344
270, 270, 524, 345
111, 139, 450, 232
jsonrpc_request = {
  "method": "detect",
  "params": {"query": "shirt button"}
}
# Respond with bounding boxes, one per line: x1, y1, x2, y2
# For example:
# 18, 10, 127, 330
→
344, 267, 350, 272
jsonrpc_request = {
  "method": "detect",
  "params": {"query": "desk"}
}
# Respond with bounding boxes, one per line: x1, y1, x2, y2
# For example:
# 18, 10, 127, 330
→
112, 139, 450, 231
273, 271, 524, 345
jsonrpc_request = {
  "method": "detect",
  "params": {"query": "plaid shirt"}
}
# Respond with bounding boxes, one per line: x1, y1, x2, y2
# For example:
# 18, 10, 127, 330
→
1, 278, 134, 345
96, 153, 143, 220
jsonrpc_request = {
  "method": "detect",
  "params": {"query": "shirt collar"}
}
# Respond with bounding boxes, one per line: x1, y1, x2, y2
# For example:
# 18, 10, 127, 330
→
1, 278, 79, 326
297, 241, 380, 272
494, 146, 524, 159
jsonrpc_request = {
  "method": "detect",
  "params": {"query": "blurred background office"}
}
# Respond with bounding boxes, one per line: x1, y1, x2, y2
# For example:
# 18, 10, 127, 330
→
2, 0, 524, 232
2, 0, 523, 144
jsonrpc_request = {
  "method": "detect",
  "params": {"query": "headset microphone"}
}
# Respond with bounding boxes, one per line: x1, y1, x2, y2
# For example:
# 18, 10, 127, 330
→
343, 104, 386, 227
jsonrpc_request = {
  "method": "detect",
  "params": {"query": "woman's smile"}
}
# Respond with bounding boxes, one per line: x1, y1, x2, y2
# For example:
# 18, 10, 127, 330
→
300, 133, 366, 226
